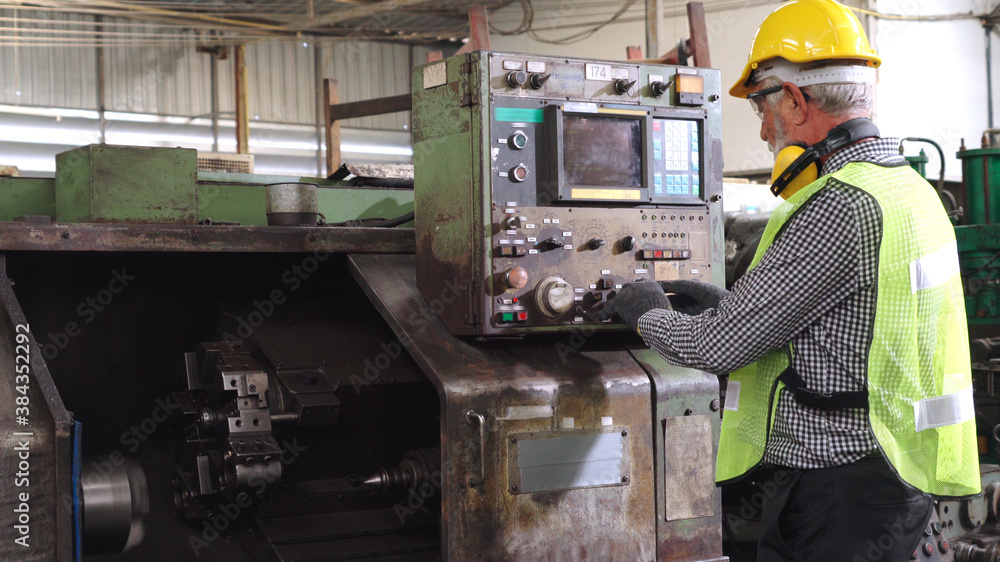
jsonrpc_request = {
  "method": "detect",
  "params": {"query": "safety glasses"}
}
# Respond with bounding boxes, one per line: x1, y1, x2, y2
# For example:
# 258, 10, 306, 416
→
746, 85, 783, 120
747, 84, 810, 120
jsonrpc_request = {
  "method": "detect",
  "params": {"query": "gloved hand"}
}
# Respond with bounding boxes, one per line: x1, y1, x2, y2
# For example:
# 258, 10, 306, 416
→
658, 279, 730, 315
597, 279, 672, 332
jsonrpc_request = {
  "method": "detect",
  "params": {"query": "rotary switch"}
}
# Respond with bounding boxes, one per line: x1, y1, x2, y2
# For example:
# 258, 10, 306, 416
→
649, 81, 669, 98
614, 79, 636, 95
529, 73, 551, 89
620, 235, 635, 251
535, 276, 575, 318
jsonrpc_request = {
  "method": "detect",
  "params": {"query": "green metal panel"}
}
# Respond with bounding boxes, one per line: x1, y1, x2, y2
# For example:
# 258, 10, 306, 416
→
957, 147, 1000, 226
55, 145, 198, 224
0, 177, 56, 221
198, 184, 413, 226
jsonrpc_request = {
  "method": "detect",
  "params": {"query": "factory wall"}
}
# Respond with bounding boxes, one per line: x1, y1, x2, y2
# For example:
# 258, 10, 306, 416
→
2, 2, 999, 179
491, 0, 1000, 181
0, 8, 425, 176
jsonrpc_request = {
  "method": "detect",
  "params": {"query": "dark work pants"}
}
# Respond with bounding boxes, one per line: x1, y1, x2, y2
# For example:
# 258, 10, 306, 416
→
756, 454, 934, 562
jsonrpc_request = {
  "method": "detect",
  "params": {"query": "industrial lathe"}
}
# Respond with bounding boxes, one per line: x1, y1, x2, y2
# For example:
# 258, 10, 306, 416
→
0, 50, 997, 562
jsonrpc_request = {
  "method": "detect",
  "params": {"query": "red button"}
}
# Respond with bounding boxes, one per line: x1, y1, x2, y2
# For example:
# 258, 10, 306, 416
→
653, 121, 661, 131
653, 250, 663, 259
516, 312, 528, 321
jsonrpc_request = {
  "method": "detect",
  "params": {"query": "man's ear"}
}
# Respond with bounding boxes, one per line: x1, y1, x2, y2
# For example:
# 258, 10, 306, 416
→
782, 82, 810, 126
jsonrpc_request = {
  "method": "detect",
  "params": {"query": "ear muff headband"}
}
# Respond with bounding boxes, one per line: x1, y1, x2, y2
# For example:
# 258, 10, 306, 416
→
770, 117, 881, 197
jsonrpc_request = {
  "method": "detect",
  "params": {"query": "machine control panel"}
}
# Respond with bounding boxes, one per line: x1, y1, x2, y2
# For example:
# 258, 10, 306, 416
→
413, 51, 723, 336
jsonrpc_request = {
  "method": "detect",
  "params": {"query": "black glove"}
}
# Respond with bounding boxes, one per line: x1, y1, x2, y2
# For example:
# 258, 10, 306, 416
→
597, 279, 672, 331
658, 279, 730, 315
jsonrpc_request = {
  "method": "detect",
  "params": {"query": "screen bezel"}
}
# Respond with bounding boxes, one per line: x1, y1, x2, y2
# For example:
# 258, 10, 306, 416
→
546, 104, 705, 205
550, 105, 650, 203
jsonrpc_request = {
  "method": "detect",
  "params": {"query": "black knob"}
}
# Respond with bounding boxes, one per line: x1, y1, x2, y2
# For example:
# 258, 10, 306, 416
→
650, 80, 669, 97
542, 237, 563, 249
614, 79, 636, 95
529, 73, 551, 89
506, 70, 527, 88
587, 238, 606, 250
503, 215, 519, 229
621, 236, 635, 251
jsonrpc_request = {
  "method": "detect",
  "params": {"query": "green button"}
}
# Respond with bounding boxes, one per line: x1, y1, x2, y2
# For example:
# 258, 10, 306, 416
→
501, 312, 514, 322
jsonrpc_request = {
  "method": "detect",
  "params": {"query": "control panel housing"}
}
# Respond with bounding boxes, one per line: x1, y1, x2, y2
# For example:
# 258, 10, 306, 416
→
412, 51, 724, 336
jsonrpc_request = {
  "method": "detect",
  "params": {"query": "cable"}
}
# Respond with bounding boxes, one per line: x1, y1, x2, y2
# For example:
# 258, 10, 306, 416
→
528, 0, 638, 45
325, 211, 414, 228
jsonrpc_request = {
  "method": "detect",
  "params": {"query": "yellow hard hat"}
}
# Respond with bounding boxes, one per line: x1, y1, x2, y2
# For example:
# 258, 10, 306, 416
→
729, 0, 881, 98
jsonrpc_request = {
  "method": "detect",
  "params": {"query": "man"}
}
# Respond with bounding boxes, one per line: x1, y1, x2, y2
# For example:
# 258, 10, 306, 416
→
599, 0, 980, 559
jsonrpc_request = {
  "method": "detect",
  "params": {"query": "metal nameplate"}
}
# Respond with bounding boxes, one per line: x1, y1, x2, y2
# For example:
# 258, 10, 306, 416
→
507, 427, 630, 494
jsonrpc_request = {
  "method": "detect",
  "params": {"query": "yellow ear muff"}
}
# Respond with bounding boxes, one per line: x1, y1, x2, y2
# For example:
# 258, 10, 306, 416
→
770, 145, 818, 200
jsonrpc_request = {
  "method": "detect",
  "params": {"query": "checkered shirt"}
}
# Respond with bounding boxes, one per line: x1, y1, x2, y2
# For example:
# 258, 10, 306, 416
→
637, 137, 907, 469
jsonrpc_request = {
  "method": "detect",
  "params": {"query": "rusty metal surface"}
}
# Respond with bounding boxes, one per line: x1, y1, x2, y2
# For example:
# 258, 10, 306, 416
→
629, 346, 725, 561
349, 253, 657, 561
0, 254, 75, 561
0, 221, 414, 253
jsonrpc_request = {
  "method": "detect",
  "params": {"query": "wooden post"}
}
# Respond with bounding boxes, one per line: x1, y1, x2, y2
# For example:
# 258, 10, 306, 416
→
687, 2, 711, 68
324, 78, 340, 175
234, 44, 250, 155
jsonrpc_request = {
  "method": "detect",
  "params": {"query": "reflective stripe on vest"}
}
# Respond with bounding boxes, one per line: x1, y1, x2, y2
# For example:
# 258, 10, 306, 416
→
715, 162, 980, 499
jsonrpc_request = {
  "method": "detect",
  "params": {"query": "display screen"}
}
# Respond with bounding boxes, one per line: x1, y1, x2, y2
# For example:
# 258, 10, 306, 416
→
651, 118, 701, 198
563, 115, 642, 188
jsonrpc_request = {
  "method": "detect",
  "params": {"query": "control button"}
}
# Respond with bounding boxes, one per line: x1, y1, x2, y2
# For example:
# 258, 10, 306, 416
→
528, 73, 551, 89
653, 250, 663, 259
506, 70, 527, 88
516, 311, 528, 322
514, 246, 527, 256
614, 78, 636, 95
587, 238, 606, 250
649, 80, 669, 97
510, 164, 528, 182
621, 236, 635, 251
501, 312, 515, 322
535, 276, 575, 318
675, 250, 691, 259
509, 131, 528, 150
499, 246, 514, 257
938, 540, 949, 553
931, 522, 942, 535
504, 267, 528, 290
922, 543, 934, 557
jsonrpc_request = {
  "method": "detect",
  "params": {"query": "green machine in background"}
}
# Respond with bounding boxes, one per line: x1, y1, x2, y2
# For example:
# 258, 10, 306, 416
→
957, 131, 1000, 327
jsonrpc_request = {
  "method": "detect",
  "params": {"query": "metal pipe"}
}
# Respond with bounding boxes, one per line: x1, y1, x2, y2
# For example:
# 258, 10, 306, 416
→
314, 42, 324, 177
210, 52, 219, 153
96, 15, 106, 144
988, 24, 995, 129
234, 44, 249, 155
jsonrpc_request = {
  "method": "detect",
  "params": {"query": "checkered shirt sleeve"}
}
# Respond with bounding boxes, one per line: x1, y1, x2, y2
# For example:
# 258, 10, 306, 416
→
636, 137, 907, 468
